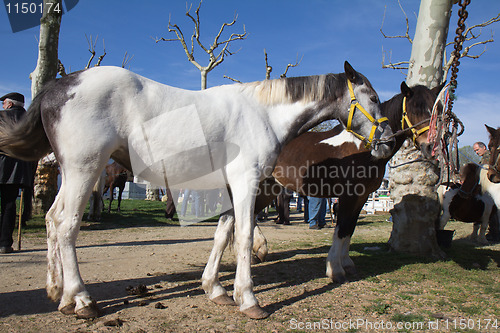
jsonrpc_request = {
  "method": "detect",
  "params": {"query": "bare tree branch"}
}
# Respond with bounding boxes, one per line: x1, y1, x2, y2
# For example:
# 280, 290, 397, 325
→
84, 34, 106, 69
264, 49, 272, 80
122, 51, 135, 69
382, 2, 500, 80
57, 59, 67, 77
380, 0, 413, 43
222, 75, 241, 83
155, 0, 247, 89
280, 54, 303, 78
95, 39, 106, 67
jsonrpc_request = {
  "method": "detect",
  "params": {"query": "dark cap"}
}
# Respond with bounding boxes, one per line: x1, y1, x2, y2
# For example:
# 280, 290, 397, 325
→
0, 92, 25, 104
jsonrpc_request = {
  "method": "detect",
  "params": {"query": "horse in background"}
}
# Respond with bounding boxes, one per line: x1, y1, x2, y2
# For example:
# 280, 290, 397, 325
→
438, 163, 497, 244
486, 125, 500, 184
203, 82, 441, 294
103, 162, 131, 213
87, 169, 106, 221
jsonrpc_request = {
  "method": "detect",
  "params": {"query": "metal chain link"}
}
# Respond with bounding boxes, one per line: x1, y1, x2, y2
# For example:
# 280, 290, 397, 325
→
446, 0, 470, 136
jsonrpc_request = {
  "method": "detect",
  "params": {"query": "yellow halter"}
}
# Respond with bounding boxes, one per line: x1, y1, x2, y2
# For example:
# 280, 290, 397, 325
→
401, 96, 430, 146
345, 79, 389, 149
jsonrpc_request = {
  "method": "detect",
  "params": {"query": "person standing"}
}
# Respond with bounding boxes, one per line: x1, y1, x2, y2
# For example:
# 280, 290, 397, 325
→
0, 93, 32, 254
473, 142, 491, 165
307, 196, 327, 229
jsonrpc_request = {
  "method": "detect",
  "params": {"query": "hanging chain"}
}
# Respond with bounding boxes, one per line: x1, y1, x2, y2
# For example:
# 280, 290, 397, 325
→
446, 0, 470, 136
430, 0, 471, 187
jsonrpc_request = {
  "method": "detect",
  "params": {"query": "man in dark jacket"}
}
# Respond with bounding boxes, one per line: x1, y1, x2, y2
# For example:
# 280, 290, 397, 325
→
0, 92, 32, 254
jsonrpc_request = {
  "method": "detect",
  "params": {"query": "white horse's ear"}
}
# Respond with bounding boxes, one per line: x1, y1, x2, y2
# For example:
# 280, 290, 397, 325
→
344, 61, 357, 82
400, 81, 413, 98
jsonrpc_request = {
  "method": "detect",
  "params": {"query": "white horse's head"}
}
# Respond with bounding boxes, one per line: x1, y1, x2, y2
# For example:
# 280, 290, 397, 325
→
340, 61, 395, 159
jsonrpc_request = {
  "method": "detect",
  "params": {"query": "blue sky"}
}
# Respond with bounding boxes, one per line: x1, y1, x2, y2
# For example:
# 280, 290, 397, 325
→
0, 0, 499, 148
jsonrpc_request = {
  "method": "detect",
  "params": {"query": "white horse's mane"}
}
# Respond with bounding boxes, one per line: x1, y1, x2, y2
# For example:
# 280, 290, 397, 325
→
242, 73, 345, 106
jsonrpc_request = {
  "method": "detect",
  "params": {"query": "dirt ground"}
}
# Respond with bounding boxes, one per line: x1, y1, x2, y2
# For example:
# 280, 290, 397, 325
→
0, 212, 498, 332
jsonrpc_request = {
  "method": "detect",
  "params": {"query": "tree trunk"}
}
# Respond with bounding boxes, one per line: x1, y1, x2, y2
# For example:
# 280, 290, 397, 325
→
201, 70, 208, 90
388, 0, 454, 259
145, 183, 160, 201
30, 0, 62, 214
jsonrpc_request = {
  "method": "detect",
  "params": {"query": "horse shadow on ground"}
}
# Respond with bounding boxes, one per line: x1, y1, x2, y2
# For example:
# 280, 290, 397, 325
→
1, 240, 497, 318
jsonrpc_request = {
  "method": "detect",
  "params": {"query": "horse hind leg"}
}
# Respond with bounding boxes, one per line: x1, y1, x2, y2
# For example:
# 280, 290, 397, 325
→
56, 160, 110, 318
108, 185, 114, 213
46, 186, 65, 303
477, 209, 491, 245
202, 212, 237, 306
117, 185, 124, 212
252, 221, 268, 263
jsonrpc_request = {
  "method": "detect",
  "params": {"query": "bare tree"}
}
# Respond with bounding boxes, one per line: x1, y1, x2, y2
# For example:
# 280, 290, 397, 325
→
29, 0, 62, 215
384, 0, 499, 257
381, 0, 499, 81
155, 0, 247, 90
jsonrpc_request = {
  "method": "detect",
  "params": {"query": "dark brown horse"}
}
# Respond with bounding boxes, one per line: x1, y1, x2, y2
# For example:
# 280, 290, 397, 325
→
103, 162, 131, 213
250, 82, 443, 283
438, 163, 496, 244
486, 125, 500, 183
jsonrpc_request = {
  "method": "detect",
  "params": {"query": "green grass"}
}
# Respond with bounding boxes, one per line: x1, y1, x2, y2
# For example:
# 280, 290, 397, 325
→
18, 198, 222, 234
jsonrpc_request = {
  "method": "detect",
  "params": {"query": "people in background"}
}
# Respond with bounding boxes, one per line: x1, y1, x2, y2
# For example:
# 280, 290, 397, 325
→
0, 93, 32, 254
473, 141, 490, 165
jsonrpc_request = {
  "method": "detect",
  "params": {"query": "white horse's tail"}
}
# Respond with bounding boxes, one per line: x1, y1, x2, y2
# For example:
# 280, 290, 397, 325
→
0, 88, 52, 161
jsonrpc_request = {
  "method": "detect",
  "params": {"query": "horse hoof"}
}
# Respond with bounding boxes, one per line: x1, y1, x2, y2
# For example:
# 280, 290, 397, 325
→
331, 273, 347, 284
59, 303, 76, 315
211, 294, 236, 306
241, 305, 269, 319
256, 249, 268, 263
344, 266, 357, 276
76, 301, 100, 319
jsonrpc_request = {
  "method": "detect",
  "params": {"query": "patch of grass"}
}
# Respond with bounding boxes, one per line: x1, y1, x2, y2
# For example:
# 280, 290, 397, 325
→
364, 299, 391, 315
391, 312, 426, 324
18, 199, 223, 235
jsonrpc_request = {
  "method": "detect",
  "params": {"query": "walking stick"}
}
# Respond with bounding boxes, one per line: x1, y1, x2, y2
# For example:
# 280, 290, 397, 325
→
17, 189, 24, 251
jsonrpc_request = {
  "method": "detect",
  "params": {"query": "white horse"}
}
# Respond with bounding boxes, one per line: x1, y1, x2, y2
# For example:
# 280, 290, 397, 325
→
0, 62, 394, 319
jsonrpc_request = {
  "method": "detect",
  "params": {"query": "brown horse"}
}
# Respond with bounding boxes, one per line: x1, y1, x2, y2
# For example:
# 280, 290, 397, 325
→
438, 163, 496, 244
486, 125, 500, 183
253, 82, 441, 283
103, 162, 131, 213
202, 82, 442, 293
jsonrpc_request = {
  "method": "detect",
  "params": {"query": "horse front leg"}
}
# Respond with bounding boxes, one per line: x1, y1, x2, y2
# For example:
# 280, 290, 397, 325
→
202, 211, 236, 305
326, 195, 364, 283
326, 228, 352, 283
231, 182, 268, 319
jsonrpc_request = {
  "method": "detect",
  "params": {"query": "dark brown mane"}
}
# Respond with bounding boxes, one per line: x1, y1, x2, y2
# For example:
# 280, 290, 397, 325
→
382, 84, 438, 134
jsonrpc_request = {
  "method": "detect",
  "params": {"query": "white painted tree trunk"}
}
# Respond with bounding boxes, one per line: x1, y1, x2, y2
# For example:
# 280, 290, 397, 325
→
31, 0, 62, 214
388, 0, 454, 258
145, 183, 160, 201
